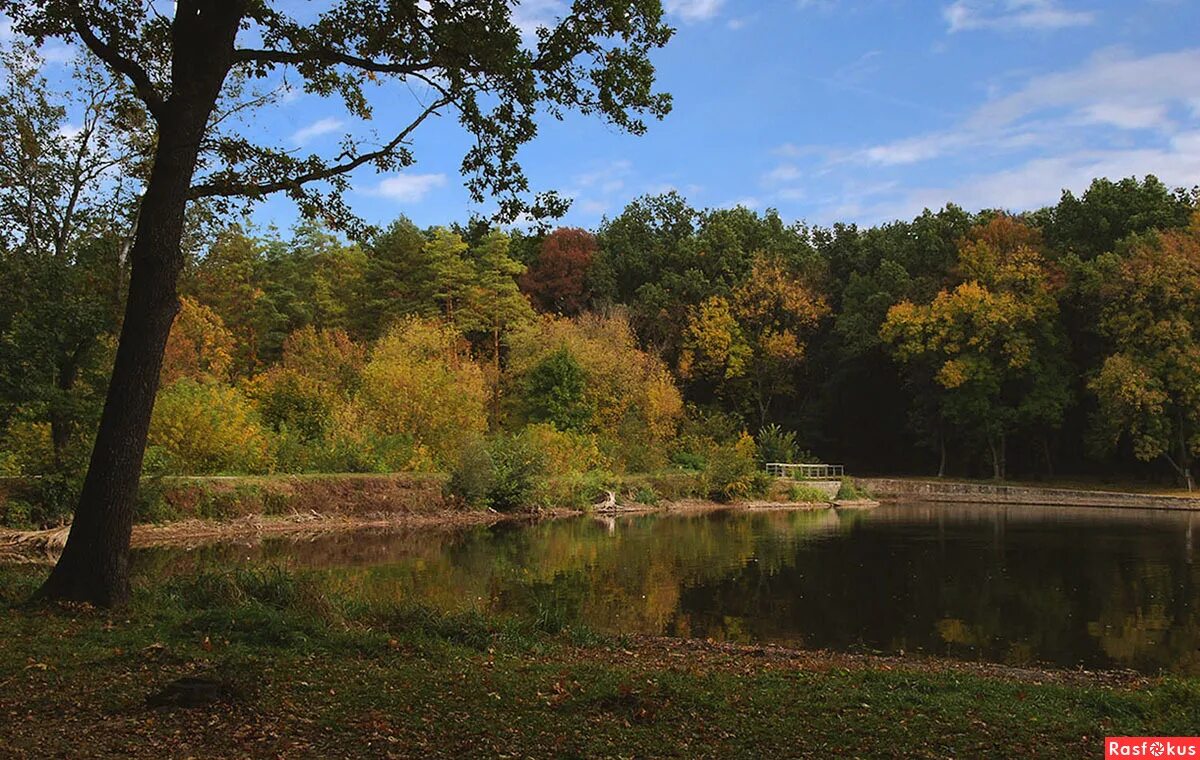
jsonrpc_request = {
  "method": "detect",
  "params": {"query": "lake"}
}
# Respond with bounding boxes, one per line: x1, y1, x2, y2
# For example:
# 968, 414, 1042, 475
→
133, 502, 1200, 674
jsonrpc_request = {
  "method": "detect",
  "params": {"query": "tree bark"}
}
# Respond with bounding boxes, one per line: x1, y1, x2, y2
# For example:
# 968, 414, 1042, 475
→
987, 434, 1002, 481
937, 432, 947, 478
38, 0, 243, 606
37, 138, 195, 605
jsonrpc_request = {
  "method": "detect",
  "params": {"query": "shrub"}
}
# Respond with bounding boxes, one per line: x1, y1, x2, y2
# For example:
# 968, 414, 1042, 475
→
543, 468, 619, 509
788, 483, 832, 503
633, 486, 660, 506
0, 420, 54, 476
252, 371, 334, 444
353, 318, 487, 468
704, 432, 768, 501
447, 432, 547, 511
756, 424, 799, 465
485, 432, 547, 511
836, 478, 869, 500
0, 498, 32, 529
522, 348, 593, 432
507, 314, 684, 469
318, 404, 429, 473
446, 439, 496, 508
148, 379, 274, 474
522, 423, 609, 474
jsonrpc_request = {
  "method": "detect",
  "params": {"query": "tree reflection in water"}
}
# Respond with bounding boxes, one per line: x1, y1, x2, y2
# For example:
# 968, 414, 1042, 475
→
133, 504, 1200, 674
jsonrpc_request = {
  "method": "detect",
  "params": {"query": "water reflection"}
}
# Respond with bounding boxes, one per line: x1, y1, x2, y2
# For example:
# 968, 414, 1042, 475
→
133, 504, 1200, 674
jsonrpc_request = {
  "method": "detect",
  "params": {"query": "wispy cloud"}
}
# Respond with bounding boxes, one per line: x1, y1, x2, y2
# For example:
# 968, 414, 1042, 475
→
773, 46, 1200, 224
763, 164, 804, 184
291, 117, 344, 145
365, 172, 448, 202
854, 133, 1200, 223
944, 0, 1095, 33
664, 0, 725, 23
833, 47, 1200, 168
562, 159, 634, 217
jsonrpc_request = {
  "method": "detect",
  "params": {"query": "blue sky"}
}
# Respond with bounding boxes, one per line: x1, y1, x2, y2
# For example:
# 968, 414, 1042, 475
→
8, 0, 1200, 231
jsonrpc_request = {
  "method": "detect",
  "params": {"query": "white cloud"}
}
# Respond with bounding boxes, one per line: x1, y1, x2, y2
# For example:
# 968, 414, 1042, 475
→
291, 117, 343, 145
830, 48, 1199, 169
664, 0, 725, 23
944, 0, 1094, 33
573, 159, 632, 194
367, 172, 448, 202
721, 196, 761, 209
969, 47, 1200, 128
510, 0, 566, 38
777, 46, 1200, 226
857, 132, 1200, 223
764, 164, 804, 183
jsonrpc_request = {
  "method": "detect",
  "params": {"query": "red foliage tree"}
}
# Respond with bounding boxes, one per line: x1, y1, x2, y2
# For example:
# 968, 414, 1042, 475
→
519, 228, 597, 316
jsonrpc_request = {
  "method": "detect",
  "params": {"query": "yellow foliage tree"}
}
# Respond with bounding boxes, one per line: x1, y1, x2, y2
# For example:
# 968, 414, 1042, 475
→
507, 313, 684, 467
680, 253, 828, 424
350, 318, 487, 469
881, 216, 1070, 479
148, 379, 274, 474
160, 297, 236, 384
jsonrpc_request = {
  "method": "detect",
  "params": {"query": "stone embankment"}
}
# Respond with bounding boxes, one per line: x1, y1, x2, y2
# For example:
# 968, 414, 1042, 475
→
858, 478, 1200, 511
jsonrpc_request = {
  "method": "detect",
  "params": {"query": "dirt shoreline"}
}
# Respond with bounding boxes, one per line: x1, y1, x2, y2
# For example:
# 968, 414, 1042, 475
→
1, 498, 849, 561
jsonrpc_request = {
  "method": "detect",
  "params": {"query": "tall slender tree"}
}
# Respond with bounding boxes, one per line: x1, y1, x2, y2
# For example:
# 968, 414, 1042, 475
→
3, 0, 673, 605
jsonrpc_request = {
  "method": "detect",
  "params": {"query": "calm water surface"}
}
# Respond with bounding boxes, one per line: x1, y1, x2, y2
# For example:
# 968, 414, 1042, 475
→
133, 503, 1200, 674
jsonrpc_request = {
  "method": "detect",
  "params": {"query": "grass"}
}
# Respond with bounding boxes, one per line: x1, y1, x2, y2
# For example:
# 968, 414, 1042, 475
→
1, 564, 1197, 758
787, 482, 833, 503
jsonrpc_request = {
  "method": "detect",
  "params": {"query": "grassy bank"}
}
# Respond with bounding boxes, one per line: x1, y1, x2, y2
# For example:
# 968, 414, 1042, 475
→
1, 469, 800, 532
0, 565, 1196, 758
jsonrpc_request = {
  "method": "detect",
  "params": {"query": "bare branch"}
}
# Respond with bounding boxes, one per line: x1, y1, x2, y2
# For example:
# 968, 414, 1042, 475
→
187, 95, 452, 199
233, 47, 434, 77
68, 2, 165, 119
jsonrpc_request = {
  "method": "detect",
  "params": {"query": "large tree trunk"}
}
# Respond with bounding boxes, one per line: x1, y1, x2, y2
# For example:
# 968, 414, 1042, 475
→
37, 0, 240, 603
37, 141, 197, 605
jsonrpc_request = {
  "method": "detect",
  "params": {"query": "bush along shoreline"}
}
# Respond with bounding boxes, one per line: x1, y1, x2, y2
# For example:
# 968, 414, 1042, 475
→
1, 470, 863, 553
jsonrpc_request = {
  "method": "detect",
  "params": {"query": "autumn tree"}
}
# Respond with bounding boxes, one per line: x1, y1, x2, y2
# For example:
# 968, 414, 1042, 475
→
183, 225, 268, 373
519, 227, 597, 315
881, 217, 1071, 479
1086, 214, 1200, 489
351, 318, 487, 469
159, 297, 237, 384
8, 0, 672, 606
507, 313, 683, 467
679, 253, 828, 425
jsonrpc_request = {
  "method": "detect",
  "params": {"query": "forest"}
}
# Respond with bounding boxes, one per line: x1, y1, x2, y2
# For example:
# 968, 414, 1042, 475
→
2, 45, 1200, 528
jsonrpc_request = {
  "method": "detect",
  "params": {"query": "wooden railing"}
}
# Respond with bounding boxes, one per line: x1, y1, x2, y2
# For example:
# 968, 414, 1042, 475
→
765, 463, 845, 480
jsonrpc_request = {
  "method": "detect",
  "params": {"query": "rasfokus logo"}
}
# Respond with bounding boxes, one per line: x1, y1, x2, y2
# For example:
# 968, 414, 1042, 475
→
1106, 738, 1200, 758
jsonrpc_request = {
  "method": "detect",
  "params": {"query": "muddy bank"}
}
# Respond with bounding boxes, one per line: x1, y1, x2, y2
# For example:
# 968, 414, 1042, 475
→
0, 480, 844, 561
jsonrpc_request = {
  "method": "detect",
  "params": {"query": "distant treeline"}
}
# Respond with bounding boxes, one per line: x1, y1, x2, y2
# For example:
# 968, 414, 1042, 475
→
4, 166, 1199, 495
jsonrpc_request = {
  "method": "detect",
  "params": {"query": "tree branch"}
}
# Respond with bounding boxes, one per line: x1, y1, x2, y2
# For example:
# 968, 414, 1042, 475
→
187, 95, 452, 199
233, 47, 434, 77
68, 3, 165, 119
